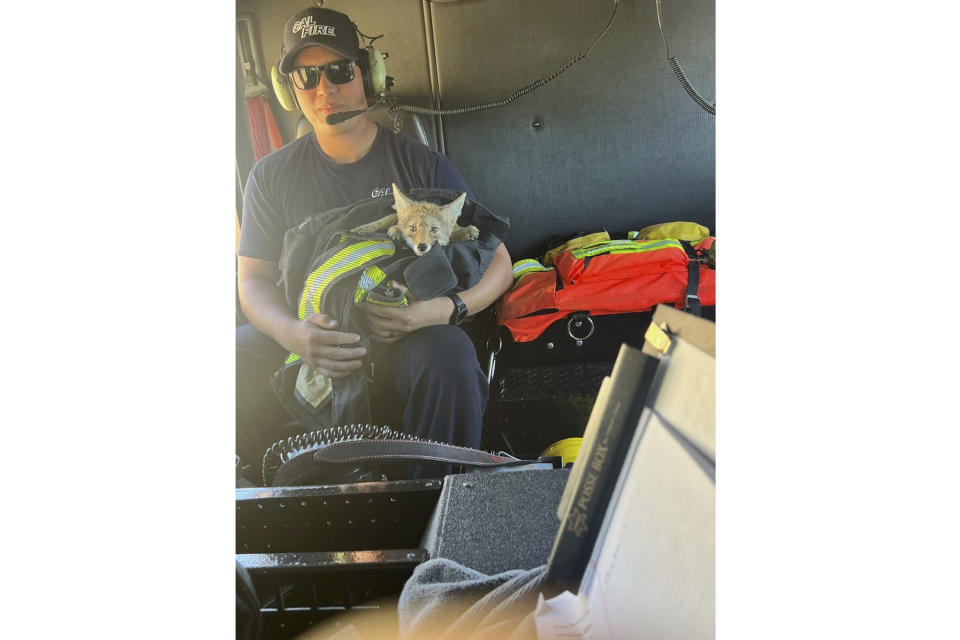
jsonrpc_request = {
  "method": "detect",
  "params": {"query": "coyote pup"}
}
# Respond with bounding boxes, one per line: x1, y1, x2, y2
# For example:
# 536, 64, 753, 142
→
354, 182, 480, 256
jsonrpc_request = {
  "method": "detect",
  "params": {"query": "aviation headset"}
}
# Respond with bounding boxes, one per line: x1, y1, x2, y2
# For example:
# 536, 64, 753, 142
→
270, 8, 389, 112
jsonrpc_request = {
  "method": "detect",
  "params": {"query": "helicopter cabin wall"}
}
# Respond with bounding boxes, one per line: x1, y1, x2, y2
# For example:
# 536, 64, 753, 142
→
236, 0, 715, 260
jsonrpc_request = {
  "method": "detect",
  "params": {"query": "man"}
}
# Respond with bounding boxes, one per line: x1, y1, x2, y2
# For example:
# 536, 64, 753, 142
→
236, 6, 513, 479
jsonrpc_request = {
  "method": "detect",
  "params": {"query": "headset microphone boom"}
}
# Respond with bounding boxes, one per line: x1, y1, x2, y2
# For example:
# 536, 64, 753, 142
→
325, 93, 386, 125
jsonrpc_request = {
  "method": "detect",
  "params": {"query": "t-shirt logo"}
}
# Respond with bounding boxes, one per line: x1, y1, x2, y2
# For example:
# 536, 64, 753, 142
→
371, 186, 394, 198
293, 16, 335, 38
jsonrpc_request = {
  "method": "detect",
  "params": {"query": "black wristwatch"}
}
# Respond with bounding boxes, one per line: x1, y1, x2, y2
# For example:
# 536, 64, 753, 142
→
447, 293, 468, 325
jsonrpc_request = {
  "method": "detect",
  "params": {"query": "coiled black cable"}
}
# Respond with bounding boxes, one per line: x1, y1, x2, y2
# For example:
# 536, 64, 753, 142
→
656, 0, 715, 115
262, 423, 416, 486
669, 56, 716, 115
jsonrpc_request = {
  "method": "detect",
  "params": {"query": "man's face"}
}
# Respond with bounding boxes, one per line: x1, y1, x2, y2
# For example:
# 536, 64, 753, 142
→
291, 45, 368, 135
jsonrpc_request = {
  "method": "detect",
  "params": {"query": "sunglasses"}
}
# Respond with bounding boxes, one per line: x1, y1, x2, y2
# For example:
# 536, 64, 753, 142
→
290, 59, 356, 90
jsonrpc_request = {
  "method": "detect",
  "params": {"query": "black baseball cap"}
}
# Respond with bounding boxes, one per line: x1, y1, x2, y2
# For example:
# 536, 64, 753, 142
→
279, 7, 360, 74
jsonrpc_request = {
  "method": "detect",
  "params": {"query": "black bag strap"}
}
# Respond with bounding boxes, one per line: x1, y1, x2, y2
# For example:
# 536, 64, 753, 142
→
680, 241, 702, 316
313, 439, 531, 467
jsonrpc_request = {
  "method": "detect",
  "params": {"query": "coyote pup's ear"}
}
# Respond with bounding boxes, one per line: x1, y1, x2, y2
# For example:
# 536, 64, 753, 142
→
391, 182, 412, 210
441, 192, 467, 223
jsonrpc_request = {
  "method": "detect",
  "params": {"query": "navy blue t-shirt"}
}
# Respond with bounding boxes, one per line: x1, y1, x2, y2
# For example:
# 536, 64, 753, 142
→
239, 125, 474, 262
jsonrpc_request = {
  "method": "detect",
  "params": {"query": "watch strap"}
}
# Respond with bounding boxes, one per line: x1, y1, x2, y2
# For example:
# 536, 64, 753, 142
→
447, 293, 468, 325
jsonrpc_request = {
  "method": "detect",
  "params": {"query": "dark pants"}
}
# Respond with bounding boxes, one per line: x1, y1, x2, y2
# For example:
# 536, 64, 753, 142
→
236, 323, 296, 473
236, 323, 488, 481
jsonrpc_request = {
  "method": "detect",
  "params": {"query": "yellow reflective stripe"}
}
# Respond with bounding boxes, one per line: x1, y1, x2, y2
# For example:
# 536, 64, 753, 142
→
542, 231, 610, 266
511, 258, 553, 283
569, 238, 683, 259
355, 265, 389, 304
297, 239, 395, 320
569, 238, 634, 254
355, 265, 408, 307
512, 258, 547, 275
285, 239, 394, 366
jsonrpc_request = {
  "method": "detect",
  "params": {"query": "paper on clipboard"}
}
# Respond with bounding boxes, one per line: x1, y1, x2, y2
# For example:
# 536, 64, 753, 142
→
579, 408, 715, 639
533, 590, 594, 640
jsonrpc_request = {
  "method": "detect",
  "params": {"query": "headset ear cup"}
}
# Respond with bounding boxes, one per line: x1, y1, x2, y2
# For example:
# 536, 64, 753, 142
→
364, 46, 387, 97
271, 64, 297, 112
357, 52, 372, 98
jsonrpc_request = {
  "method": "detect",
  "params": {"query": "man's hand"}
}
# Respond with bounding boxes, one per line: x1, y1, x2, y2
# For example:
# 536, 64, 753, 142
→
239, 256, 368, 376
363, 283, 454, 343
361, 242, 513, 344
287, 314, 368, 377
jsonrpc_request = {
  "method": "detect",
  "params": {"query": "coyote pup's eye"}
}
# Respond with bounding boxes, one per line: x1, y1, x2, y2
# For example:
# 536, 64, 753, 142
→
430, 226, 439, 233
408, 225, 417, 232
